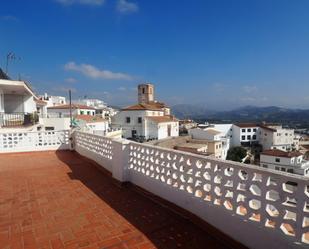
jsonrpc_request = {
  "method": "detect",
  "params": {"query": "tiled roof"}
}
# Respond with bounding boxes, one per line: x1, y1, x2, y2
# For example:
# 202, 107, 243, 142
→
300, 145, 309, 150
261, 149, 303, 158
234, 123, 258, 128
259, 125, 277, 132
205, 128, 221, 135
35, 98, 47, 105
122, 101, 167, 111
146, 115, 178, 123
234, 123, 278, 132
48, 104, 95, 110
75, 115, 107, 123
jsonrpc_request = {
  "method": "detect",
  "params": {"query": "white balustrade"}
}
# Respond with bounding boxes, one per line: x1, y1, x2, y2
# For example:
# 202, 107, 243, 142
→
72, 131, 309, 249
0, 130, 70, 153
74, 131, 114, 172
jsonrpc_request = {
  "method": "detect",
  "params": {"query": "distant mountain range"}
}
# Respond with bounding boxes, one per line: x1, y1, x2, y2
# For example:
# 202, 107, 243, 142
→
171, 105, 309, 127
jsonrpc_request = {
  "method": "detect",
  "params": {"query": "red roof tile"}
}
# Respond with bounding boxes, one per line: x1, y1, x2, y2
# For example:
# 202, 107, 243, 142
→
234, 123, 258, 128
35, 99, 47, 105
48, 104, 95, 110
261, 149, 303, 158
122, 101, 168, 111
75, 115, 107, 123
146, 115, 178, 123
259, 125, 277, 132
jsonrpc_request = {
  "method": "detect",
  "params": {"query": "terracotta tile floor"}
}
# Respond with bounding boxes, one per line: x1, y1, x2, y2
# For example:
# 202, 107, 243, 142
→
0, 151, 230, 249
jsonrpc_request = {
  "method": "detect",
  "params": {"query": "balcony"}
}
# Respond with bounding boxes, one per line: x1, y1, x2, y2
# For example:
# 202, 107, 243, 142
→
0, 112, 39, 128
0, 130, 308, 249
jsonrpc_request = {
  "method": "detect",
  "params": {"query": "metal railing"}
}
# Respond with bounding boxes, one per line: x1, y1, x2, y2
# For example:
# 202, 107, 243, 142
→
0, 112, 39, 127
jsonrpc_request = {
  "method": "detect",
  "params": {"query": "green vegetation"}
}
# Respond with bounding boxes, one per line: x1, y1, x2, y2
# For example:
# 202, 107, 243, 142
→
226, 147, 247, 162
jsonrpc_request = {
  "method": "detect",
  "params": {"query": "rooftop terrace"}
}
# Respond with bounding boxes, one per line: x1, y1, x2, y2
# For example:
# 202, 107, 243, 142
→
0, 151, 233, 249
0, 130, 308, 249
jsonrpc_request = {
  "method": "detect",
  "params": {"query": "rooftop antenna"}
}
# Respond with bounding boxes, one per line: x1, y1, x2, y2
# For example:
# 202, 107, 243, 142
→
6, 52, 21, 75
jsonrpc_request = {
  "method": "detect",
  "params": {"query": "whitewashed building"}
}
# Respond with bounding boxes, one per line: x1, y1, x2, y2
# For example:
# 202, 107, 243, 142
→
260, 149, 309, 176
47, 104, 96, 117
39, 93, 66, 107
74, 98, 118, 119
74, 115, 109, 135
232, 123, 260, 147
112, 83, 178, 140
259, 124, 295, 151
0, 70, 38, 128
189, 126, 231, 159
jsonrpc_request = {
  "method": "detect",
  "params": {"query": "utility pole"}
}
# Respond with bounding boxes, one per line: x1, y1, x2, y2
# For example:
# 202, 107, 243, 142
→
69, 89, 72, 128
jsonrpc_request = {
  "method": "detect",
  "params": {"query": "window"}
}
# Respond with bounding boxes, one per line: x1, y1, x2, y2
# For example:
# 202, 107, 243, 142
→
45, 127, 55, 131
253, 128, 257, 132
275, 166, 280, 170
247, 135, 251, 140
252, 135, 257, 140
142, 88, 145, 94
242, 129, 246, 132
87, 111, 90, 115
287, 169, 294, 173
241, 135, 246, 140
263, 165, 268, 168
126, 117, 131, 123
80, 111, 84, 115
275, 158, 280, 163
247, 128, 251, 132
138, 117, 142, 123
281, 168, 286, 172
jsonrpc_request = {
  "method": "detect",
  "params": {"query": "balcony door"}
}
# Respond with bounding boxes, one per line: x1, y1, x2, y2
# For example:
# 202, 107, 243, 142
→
3, 94, 24, 113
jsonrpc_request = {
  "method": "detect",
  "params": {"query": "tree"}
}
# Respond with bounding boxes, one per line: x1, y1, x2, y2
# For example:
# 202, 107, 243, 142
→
226, 147, 247, 162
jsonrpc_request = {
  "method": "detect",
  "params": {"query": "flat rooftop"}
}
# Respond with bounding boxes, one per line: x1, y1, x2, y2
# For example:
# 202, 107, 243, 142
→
0, 151, 234, 249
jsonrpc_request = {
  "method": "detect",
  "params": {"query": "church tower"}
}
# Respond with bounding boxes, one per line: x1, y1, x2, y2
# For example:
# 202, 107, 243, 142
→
138, 83, 154, 104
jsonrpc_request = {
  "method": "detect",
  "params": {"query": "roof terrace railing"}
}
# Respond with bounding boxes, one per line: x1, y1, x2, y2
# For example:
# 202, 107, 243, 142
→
73, 131, 309, 249
0, 130, 70, 153
0, 129, 307, 249
0, 112, 39, 127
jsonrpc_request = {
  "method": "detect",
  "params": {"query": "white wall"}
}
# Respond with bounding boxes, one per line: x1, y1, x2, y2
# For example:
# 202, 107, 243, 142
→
112, 110, 147, 138
47, 108, 95, 117
259, 128, 295, 151
3, 94, 24, 112
260, 154, 309, 176
24, 95, 37, 113
0, 89, 4, 112
40, 117, 71, 130
0, 130, 70, 153
157, 121, 179, 139
74, 132, 309, 249
86, 121, 109, 132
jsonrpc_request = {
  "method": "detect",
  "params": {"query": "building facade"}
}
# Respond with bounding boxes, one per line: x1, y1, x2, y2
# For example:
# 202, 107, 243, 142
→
232, 123, 260, 147
39, 93, 66, 107
112, 83, 178, 140
47, 104, 96, 117
260, 149, 309, 176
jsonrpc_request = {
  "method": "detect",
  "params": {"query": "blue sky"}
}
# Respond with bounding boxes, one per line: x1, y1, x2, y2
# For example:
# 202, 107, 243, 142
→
1, 0, 309, 110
